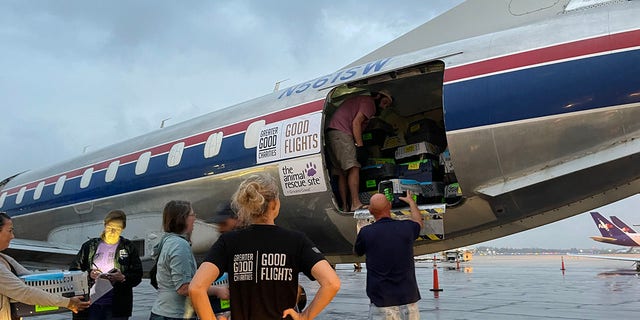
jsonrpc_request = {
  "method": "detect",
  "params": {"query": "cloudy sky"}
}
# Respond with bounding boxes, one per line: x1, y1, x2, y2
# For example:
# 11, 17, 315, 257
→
1, 1, 637, 249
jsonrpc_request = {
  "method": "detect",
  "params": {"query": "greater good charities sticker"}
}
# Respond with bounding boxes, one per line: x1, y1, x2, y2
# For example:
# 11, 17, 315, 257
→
257, 113, 321, 164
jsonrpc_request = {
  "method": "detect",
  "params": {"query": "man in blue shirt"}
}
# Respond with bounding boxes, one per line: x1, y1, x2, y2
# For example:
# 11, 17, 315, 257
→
354, 190, 423, 320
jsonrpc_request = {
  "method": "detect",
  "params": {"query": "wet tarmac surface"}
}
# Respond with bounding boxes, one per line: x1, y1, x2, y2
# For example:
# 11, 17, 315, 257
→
29, 255, 640, 319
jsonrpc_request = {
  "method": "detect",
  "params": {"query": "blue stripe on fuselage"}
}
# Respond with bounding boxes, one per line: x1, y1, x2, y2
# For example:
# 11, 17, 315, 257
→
444, 49, 640, 131
3, 133, 256, 216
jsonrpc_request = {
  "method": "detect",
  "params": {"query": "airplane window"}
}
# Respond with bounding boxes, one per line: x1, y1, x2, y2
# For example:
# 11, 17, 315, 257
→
0, 192, 5, 208
204, 132, 224, 158
33, 181, 45, 200
54, 175, 66, 195
136, 151, 151, 175
245, 120, 266, 148
105, 161, 120, 183
80, 168, 94, 189
167, 142, 185, 167
16, 186, 27, 204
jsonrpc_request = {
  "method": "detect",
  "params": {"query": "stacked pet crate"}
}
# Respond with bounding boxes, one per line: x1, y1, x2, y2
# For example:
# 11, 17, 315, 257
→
10, 271, 88, 318
359, 159, 397, 205
389, 140, 443, 206
440, 148, 463, 205
359, 115, 462, 207
359, 118, 397, 205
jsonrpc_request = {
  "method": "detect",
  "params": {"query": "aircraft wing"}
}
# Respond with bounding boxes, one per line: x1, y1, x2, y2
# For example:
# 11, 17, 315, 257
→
589, 236, 617, 242
569, 254, 640, 263
5, 238, 80, 270
9, 238, 79, 255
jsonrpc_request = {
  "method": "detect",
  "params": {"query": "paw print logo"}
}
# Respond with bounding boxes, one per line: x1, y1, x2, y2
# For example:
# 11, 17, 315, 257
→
305, 162, 317, 177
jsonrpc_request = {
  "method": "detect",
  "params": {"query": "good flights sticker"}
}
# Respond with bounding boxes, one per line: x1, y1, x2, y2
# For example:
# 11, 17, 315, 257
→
278, 156, 327, 196
256, 113, 321, 164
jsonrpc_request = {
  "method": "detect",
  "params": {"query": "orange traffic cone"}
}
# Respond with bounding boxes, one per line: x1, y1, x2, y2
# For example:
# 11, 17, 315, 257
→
429, 267, 443, 293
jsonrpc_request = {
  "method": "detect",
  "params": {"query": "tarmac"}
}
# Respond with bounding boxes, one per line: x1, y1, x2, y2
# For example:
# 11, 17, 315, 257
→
28, 254, 640, 319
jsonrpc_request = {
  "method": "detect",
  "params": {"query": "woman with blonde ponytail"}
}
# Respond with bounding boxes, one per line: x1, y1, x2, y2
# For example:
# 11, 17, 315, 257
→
190, 173, 340, 320
231, 173, 279, 225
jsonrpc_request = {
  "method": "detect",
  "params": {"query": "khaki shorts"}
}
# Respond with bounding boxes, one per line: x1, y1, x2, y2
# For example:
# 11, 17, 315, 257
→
327, 129, 360, 172
368, 302, 420, 320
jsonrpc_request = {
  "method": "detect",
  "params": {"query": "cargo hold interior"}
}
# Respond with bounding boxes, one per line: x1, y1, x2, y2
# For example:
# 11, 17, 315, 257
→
323, 61, 462, 212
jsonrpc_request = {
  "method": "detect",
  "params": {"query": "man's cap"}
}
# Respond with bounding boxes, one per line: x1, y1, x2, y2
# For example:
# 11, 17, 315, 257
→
207, 204, 237, 224
377, 89, 393, 103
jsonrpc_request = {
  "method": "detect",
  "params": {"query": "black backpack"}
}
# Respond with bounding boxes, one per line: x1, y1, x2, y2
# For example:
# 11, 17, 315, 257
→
149, 235, 169, 290
149, 261, 159, 289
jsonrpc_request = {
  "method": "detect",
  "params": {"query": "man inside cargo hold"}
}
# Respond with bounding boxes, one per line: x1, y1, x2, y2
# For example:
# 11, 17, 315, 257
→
326, 90, 393, 212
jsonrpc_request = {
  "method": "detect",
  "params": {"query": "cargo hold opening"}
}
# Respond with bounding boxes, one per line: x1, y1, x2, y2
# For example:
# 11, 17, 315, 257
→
323, 60, 461, 212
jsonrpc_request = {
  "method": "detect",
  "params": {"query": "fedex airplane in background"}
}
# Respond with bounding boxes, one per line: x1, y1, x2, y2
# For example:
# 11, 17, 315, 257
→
589, 212, 640, 247
610, 216, 637, 233
1, 0, 640, 269
573, 212, 640, 271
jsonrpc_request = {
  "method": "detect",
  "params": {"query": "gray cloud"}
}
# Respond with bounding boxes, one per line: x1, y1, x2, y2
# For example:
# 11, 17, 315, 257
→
1, 0, 461, 177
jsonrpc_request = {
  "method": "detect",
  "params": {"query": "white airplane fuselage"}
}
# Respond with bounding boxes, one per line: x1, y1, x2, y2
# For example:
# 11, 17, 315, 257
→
2, 1, 640, 265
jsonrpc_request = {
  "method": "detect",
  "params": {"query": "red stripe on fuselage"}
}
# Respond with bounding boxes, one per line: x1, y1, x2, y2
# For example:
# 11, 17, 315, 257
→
444, 29, 640, 83
4, 99, 324, 195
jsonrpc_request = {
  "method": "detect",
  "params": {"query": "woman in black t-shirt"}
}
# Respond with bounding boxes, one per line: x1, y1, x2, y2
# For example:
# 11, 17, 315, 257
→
189, 173, 340, 320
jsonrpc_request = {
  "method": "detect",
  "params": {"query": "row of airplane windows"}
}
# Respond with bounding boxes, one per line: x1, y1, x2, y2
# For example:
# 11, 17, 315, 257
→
0, 131, 228, 209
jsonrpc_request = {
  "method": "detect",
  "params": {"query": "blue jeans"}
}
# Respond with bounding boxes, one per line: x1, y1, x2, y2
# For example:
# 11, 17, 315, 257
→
149, 312, 197, 320
369, 302, 420, 320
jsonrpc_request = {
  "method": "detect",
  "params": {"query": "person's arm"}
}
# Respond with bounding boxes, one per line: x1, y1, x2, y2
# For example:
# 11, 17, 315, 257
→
69, 241, 90, 271
399, 190, 423, 228
166, 238, 197, 296
67, 296, 91, 313
176, 283, 190, 296
351, 111, 368, 146
113, 241, 143, 288
354, 231, 365, 256
1, 254, 32, 276
0, 263, 90, 312
189, 262, 221, 320
282, 260, 340, 320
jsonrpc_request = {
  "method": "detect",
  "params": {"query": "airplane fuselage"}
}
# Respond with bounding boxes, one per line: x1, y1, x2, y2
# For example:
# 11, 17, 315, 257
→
2, 2, 640, 265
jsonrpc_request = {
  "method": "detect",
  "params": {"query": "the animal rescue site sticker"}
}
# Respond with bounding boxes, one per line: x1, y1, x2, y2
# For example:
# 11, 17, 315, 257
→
278, 156, 326, 196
